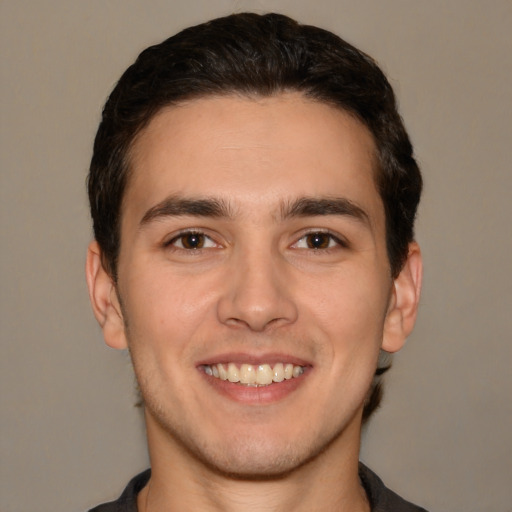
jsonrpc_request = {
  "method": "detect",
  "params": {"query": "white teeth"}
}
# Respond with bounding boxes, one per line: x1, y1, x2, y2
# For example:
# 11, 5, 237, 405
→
273, 363, 284, 383
240, 364, 257, 385
217, 364, 227, 380
227, 363, 239, 383
203, 362, 305, 386
292, 365, 304, 378
255, 364, 273, 385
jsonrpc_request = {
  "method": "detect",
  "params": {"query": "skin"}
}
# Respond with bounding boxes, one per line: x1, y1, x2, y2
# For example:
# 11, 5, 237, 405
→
87, 93, 422, 511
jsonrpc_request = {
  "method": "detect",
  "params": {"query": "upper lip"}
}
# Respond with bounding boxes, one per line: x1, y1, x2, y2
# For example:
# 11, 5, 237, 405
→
196, 352, 311, 367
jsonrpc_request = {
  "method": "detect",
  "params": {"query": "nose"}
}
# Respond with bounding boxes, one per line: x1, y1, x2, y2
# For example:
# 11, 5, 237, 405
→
216, 246, 298, 332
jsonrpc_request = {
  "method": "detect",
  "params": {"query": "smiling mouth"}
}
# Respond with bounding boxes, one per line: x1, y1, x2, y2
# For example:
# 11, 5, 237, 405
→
201, 363, 305, 387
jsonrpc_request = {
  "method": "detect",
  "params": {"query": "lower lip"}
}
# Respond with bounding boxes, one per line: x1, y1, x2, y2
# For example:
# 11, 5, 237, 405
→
199, 370, 308, 405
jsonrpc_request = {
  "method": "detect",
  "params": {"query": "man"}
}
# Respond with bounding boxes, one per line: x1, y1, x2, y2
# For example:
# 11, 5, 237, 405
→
86, 12, 425, 512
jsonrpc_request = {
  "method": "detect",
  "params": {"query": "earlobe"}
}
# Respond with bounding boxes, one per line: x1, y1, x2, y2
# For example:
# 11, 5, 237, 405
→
382, 242, 423, 353
85, 241, 128, 350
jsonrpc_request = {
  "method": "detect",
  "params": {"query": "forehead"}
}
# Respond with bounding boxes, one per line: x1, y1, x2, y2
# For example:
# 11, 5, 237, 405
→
124, 93, 382, 226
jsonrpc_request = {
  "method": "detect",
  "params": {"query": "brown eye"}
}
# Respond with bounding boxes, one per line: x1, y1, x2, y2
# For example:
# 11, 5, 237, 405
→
179, 233, 205, 249
305, 232, 331, 249
165, 231, 218, 252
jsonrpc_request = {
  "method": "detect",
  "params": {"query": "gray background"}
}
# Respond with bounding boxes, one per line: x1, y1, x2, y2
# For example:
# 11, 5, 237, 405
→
1, 1, 511, 511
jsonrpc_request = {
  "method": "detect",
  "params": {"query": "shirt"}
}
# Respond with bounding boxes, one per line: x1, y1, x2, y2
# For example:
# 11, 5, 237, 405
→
89, 463, 428, 511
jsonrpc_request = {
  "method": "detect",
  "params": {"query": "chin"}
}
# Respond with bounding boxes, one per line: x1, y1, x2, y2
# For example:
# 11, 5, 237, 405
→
191, 439, 317, 480
171, 420, 343, 481
142, 376, 365, 480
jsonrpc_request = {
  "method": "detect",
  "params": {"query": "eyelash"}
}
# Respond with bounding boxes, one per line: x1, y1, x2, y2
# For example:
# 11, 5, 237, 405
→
164, 230, 218, 251
164, 229, 347, 253
293, 231, 348, 251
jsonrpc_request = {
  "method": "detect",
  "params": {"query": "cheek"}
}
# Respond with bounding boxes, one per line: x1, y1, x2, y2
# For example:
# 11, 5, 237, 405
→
121, 271, 217, 354
301, 267, 390, 354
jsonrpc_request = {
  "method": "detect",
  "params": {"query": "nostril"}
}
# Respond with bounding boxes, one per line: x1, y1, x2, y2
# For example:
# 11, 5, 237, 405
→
216, 258, 299, 330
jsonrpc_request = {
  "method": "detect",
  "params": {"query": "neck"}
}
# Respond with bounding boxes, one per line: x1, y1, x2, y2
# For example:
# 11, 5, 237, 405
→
138, 411, 370, 512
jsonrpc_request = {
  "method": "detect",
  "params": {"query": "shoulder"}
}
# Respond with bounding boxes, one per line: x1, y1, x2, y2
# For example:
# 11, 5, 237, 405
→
359, 463, 429, 512
88, 469, 151, 512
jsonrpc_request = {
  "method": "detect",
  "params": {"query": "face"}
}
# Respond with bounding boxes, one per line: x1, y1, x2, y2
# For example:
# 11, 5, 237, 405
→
88, 93, 419, 478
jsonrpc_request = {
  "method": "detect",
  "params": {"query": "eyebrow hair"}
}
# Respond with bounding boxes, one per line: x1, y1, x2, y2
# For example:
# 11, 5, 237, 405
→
140, 196, 233, 226
139, 194, 370, 228
281, 197, 370, 225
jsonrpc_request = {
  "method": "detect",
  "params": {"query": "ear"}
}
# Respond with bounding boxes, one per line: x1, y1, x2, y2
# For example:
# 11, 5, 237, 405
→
85, 241, 128, 350
382, 242, 423, 353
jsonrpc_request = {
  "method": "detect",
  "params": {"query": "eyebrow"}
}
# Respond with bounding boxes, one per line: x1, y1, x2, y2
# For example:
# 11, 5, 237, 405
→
140, 196, 233, 226
281, 197, 370, 225
139, 194, 370, 227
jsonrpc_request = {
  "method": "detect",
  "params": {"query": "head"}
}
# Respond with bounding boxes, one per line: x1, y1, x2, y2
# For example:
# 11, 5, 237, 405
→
88, 13, 421, 429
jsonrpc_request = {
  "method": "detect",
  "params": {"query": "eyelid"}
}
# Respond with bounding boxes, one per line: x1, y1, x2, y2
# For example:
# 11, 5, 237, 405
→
291, 229, 349, 250
164, 229, 220, 249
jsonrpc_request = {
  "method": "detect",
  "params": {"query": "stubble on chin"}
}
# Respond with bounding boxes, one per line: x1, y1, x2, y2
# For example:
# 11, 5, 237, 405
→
142, 390, 364, 482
